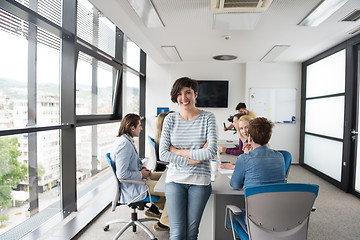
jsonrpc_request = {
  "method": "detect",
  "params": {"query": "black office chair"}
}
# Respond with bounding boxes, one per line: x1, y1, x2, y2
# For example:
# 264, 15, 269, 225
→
104, 153, 160, 240
148, 136, 168, 171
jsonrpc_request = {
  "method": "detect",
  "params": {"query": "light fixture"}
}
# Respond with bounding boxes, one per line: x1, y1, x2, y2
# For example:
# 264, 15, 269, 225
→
127, 0, 164, 28
298, 0, 349, 27
161, 46, 182, 61
260, 45, 290, 62
213, 55, 237, 61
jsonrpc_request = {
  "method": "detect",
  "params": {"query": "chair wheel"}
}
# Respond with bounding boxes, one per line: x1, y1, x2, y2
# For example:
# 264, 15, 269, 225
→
103, 225, 109, 231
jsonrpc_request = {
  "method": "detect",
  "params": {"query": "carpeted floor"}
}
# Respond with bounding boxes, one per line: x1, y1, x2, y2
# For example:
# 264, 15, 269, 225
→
74, 165, 360, 240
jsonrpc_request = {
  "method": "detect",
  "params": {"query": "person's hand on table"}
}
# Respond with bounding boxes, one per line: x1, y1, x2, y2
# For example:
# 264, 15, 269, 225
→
220, 163, 235, 170
219, 146, 227, 153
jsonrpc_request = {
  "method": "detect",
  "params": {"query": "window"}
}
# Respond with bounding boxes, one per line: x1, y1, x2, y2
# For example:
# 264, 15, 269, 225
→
0, 0, 146, 238
76, 52, 115, 115
303, 49, 346, 182
77, 0, 116, 57
75, 122, 119, 200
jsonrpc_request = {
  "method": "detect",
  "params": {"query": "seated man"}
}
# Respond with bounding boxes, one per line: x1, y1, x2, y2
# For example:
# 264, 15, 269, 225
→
224, 102, 257, 131
229, 117, 285, 233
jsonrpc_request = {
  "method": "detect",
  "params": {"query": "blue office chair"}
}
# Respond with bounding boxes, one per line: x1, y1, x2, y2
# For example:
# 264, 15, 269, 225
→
225, 183, 319, 240
278, 150, 292, 178
103, 153, 160, 240
148, 136, 168, 171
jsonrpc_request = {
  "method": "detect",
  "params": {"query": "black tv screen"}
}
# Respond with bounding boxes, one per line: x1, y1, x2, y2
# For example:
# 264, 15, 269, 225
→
196, 80, 229, 108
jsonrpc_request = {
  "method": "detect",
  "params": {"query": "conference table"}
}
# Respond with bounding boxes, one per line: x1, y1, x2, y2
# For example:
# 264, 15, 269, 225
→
154, 142, 244, 240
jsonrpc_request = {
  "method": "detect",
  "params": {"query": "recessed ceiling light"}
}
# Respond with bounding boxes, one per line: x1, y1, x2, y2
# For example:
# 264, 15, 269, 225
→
213, 55, 237, 61
127, 0, 164, 28
161, 46, 182, 61
298, 0, 349, 27
260, 45, 290, 62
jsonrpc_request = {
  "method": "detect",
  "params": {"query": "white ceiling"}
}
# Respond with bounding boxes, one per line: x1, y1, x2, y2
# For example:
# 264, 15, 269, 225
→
90, 0, 360, 64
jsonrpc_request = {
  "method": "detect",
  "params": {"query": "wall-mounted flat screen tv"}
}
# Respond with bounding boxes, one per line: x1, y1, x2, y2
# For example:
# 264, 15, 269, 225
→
196, 80, 229, 108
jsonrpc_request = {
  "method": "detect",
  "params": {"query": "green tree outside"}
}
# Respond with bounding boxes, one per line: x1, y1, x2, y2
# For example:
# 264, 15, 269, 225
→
0, 136, 27, 225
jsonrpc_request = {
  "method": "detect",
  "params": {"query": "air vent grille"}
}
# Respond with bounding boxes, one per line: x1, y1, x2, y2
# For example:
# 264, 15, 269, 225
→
341, 9, 360, 22
211, 0, 273, 13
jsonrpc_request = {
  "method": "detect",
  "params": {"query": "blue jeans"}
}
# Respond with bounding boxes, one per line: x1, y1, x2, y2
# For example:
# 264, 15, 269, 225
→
165, 182, 212, 240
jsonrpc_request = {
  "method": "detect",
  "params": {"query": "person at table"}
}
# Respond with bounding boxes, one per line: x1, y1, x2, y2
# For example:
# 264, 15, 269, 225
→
224, 102, 257, 131
219, 114, 253, 157
229, 117, 285, 233
159, 77, 218, 240
111, 113, 169, 231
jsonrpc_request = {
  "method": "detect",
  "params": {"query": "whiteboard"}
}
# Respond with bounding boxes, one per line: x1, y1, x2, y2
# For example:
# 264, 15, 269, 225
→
249, 88, 296, 123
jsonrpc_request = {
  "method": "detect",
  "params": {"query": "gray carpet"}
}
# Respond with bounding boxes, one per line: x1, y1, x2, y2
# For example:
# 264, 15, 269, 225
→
75, 165, 360, 240
287, 165, 360, 240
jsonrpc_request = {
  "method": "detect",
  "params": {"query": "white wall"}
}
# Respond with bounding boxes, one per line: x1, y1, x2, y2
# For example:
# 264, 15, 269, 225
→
145, 57, 301, 163
245, 62, 302, 163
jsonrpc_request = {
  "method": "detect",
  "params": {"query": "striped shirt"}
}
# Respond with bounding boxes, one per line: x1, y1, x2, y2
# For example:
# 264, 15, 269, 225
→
159, 111, 218, 185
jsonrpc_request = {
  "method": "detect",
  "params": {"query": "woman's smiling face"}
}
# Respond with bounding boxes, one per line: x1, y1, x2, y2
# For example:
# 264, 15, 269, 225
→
176, 87, 197, 110
239, 120, 249, 138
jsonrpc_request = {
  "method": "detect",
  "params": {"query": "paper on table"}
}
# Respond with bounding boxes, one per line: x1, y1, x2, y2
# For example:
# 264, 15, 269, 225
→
218, 168, 234, 174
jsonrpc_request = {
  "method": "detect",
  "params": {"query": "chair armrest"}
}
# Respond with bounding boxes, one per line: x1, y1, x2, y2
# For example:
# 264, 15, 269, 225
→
225, 205, 243, 240
119, 179, 146, 185
226, 205, 242, 215
157, 160, 169, 165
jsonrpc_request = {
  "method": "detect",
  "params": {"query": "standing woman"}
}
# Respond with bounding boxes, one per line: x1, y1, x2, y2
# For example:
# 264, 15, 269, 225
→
159, 77, 218, 240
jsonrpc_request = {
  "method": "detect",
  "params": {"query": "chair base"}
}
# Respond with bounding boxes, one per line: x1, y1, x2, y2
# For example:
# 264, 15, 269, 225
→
104, 217, 159, 240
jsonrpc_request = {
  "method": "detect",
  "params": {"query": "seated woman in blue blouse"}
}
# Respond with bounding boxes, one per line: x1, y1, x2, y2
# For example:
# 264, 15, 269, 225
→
111, 113, 169, 231
230, 117, 286, 233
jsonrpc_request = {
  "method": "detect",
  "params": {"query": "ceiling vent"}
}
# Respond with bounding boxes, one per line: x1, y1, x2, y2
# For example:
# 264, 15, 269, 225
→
211, 0, 273, 13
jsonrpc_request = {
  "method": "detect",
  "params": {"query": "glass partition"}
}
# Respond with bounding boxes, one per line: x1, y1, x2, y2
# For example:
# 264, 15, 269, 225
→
304, 134, 342, 181
306, 50, 345, 98
305, 96, 344, 138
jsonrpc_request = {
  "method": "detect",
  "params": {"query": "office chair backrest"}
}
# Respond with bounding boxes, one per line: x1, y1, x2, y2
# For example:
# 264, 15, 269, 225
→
148, 136, 167, 171
106, 153, 121, 212
148, 136, 159, 161
278, 150, 292, 177
244, 183, 319, 240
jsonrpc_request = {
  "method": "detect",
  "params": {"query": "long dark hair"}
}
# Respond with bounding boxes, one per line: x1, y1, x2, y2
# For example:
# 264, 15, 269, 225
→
117, 113, 140, 137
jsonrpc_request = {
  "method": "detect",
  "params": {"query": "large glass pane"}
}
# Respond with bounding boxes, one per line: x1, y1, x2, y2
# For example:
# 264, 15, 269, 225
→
0, 11, 60, 129
304, 134, 342, 181
76, 52, 115, 115
124, 37, 140, 71
305, 96, 344, 139
37, 30, 61, 125
0, 11, 28, 130
0, 135, 28, 235
0, 131, 61, 237
77, 0, 93, 45
77, 0, 116, 57
14, 0, 62, 27
98, 15, 116, 57
76, 122, 119, 203
123, 70, 140, 114
306, 50, 345, 98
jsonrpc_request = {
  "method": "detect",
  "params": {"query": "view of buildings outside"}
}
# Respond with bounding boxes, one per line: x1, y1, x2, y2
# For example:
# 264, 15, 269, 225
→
0, 25, 140, 237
